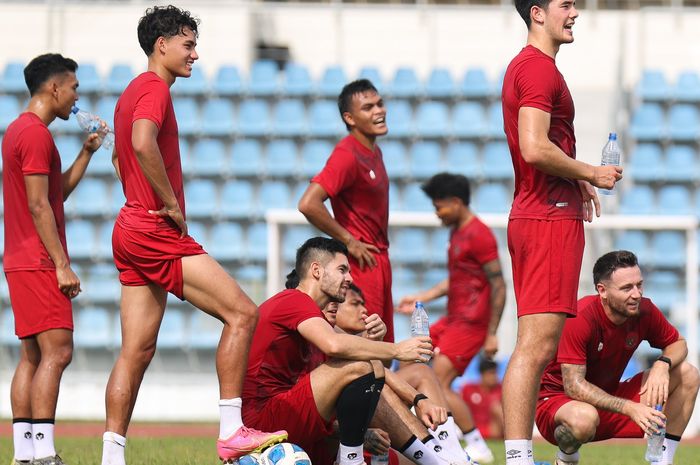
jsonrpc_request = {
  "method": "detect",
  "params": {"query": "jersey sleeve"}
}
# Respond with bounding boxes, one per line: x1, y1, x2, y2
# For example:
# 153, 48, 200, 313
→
516, 58, 561, 114
280, 293, 325, 331
311, 146, 357, 197
472, 223, 499, 265
132, 79, 170, 129
645, 301, 680, 349
557, 314, 593, 365
18, 125, 54, 176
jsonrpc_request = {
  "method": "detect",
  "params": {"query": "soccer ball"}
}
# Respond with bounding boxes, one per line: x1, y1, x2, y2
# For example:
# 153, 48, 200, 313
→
259, 442, 311, 465
238, 453, 262, 465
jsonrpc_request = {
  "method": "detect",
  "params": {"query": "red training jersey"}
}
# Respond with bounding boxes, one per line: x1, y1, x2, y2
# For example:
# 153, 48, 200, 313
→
540, 295, 680, 397
461, 382, 502, 438
242, 289, 326, 409
113, 72, 186, 232
446, 217, 498, 325
311, 135, 389, 250
2, 112, 67, 271
502, 45, 582, 220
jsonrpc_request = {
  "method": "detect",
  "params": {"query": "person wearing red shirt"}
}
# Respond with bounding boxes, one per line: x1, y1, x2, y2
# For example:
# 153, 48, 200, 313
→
2, 53, 103, 465
101, 6, 285, 465
535, 250, 699, 465
242, 238, 434, 465
298, 79, 394, 342
398, 173, 506, 464
500, 2, 623, 463
461, 359, 504, 440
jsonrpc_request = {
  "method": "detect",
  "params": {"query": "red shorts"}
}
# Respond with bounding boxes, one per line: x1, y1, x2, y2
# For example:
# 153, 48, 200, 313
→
112, 221, 205, 299
363, 449, 400, 465
349, 251, 394, 342
535, 372, 644, 444
6, 270, 73, 338
507, 219, 584, 317
242, 373, 336, 465
430, 317, 487, 373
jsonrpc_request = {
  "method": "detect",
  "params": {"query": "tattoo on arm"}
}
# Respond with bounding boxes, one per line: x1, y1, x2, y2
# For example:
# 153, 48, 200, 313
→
561, 364, 628, 414
554, 424, 583, 454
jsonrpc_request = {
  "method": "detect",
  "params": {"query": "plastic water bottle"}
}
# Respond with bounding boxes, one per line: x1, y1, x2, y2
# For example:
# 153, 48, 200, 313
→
644, 405, 665, 462
371, 453, 389, 465
71, 106, 115, 151
410, 301, 431, 363
599, 132, 621, 196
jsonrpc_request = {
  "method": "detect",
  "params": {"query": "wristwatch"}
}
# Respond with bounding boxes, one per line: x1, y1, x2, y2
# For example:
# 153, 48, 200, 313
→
656, 355, 672, 368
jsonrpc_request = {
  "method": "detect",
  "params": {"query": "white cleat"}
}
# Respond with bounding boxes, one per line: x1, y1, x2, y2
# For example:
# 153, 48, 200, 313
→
554, 459, 579, 465
464, 445, 494, 464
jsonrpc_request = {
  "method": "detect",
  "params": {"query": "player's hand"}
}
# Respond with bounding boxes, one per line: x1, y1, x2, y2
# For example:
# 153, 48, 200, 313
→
149, 204, 188, 238
589, 165, 623, 190
415, 397, 447, 430
578, 180, 600, 223
640, 361, 671, 409
395, 336, 433, 363
396, 295, 420, 314
364, 428, 390, 455
483, 335, 498, 359
82, 131, 103, 154
364, 313, 387, 341
623, 401, 666, 435
56, 264, 81, 299
346, 237, 379, 270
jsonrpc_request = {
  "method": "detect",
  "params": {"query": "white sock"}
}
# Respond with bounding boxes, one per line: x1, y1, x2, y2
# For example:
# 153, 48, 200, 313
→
504, 439, 533, 465
430, 417, 467, 459
463, 427, 489, 451
661, 436, 680, 465
219, 398, 243, 439
101, 431, 126, 465
401, 436, 444, 465
32, 422, 55, 459
556, 449, 580, 462
12, 420, 33, 461
338, 443, 364, 465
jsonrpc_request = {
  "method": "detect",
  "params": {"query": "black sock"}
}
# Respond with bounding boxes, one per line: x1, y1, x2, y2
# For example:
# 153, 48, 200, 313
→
665, 433, 682, 441
336, 372, 385, 447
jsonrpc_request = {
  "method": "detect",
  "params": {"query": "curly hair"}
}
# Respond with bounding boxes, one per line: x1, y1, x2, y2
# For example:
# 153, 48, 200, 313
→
137, 4, 200, 56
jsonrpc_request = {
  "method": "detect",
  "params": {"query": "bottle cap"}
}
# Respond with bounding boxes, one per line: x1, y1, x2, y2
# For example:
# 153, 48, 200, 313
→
71, 106, 79, 114
415, 301, 424, 308
654, 404, 663, 411
609, 132, 617, 140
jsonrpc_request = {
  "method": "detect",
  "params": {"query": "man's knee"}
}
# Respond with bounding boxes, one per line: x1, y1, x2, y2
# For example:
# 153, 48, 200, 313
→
221, 298, 258, 328
122, 343, 157, 368
515, 336, 559, 368
43, 341, 73, 369
673, 361, 700, 393
370, 360, 385, 379
558, 404, 599, 443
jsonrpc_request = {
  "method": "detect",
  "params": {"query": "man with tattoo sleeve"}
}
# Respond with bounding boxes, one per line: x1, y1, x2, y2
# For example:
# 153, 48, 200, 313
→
535, 250, 700, 465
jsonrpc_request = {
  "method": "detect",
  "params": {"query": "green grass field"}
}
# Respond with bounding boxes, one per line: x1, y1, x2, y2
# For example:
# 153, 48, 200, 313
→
1, 438, 699, 465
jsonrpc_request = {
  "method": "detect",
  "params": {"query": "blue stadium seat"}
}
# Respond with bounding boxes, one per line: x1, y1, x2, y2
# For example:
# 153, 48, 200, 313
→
266, 139, 299, 178
212, 65, 244, 96
452, 102, 487, 139
179, 139, 195, 175
0, 95, 20, 131
220, 180, 255, 219
667, 104, 700, 141
230, 139, 264, 177
258, 181, 292, 212
446, 142, 481, 179
272, 99, 307, 137
429, 228, 450, 264
283, 226, 314, 261
54, 135, 82, 159
318, 65, 347, 98
1, 61, 26, 93
673, 70, 700, 102
65, 220, 96, 260
414, 101, 450, 138
628, 144, 663, 182
237, 99, 270, 137
208, 222, 244, 261
481, 142, 512, 180
402, 184, 433, 212
158, 309, 187, 349
308, 100, 344, 137
86, 263, 120, 305
635, 69, 670, 101
657, 185, 693, 216
246, 223, 268, 261
651, 231, 686, 268
200, 98, 236, 136
248, 60, 279, 96
408, 141, 443, 179
618, 185, 656, 215
695, 190, 700, 218
76, 63, 102, 94
110, 181, 125, 215
665, 145, 699, 183
282, 63, 314, 96
74, 307, 111, 348
381, 140, 408, 179
425, 68, 456, 99
629, 103, 665, 141
645, 271, 682, 314
358, 66, 384, 93
172, 97, 200, 136
190, 139, 229, 177
95, 222, 114, 261
0, 308, 18, 347
387, 67, 423, 98
105, 63, 134, 94
186, 180, 218, 218
486, 103, 505, 139
473, 183, 510, 213
171, 67, 208, 95
66, 178, 110, 217
389, 181, 402, 211
187, 311, 221, 350
392, 228, 429, 264
300, 140, 332, 177
386, 100, 413, 138
460, 68, 492, 98
186, 221, 207, 246
94, 95, 118, 133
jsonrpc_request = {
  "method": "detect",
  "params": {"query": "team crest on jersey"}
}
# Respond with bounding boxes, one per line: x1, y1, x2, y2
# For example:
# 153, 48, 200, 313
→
625, 333, 638, 348
369, 170, 376, 179
597, 342, 603, 352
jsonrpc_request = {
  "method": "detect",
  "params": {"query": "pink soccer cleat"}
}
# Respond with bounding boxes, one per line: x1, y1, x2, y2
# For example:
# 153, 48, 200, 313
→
217, 426, 288, 463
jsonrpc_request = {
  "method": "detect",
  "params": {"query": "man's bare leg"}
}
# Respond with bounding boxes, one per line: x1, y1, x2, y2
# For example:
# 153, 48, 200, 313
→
10, 338, 40, 462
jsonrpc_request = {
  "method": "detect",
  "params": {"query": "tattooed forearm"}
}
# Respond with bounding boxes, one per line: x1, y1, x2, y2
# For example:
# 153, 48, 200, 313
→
561, 363, 629, 414
554, 424, 583, 454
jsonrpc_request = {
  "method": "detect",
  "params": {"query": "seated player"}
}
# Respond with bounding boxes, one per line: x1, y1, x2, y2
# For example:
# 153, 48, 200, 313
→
535, 250, 700, 465
460, 359, 504, 440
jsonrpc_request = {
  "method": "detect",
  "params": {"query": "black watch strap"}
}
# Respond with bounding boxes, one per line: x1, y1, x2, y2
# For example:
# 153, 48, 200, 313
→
656, 355, 672, 368
413, 394, 428, 408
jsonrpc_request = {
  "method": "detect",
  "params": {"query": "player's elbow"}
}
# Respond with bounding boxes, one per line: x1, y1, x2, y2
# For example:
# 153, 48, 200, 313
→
297, 193, 320, 219
520, 145, 545, 165
27, 197, 49, 217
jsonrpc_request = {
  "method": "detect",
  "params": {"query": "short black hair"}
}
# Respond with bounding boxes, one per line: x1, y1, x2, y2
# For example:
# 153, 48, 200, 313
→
24, 53, 78, 96
421, 172, 471, 206
285, 269, 300, 289
514, 0, 552, 28
478, 358, 498, 373
137, 5, 200, 56
337, 79, 379, 131
295, 237, 348, 279
593, 250, 639, 285
347, 283, 364, 300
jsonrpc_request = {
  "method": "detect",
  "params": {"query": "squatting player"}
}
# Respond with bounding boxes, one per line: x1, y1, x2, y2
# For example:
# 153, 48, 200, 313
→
298, 79, 395, 341
501, 1, 622, 463
536, 251, 699, 465
101, 6, 285, 465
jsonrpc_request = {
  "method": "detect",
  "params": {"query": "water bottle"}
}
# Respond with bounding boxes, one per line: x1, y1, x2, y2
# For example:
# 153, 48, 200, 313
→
599, 132, 621, 196
644, 405, 665, 462
71, 106, 115, 151
410, 301, 431, 363
371, 453, 389, 465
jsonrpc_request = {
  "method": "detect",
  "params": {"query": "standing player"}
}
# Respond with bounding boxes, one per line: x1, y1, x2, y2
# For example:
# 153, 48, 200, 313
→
501, 2, 623, 463
101, 6, 285, 465
536, 250, 699, 465
397, 173, 505, 463
461, 359, 504, 440
3, 53, 103, 465
298, 79, 394, 341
